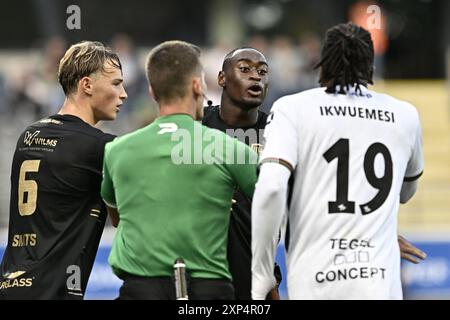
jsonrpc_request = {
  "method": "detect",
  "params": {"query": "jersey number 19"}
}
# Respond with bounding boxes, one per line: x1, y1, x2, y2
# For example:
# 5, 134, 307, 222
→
324, 139, 393, 215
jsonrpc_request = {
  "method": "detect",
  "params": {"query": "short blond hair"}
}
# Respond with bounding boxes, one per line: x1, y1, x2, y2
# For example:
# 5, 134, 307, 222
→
58, 41, 122, 95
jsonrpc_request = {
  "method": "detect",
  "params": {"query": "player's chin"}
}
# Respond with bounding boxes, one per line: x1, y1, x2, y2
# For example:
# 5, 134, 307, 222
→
242, 97, 263, 108
103, 110, 118, 121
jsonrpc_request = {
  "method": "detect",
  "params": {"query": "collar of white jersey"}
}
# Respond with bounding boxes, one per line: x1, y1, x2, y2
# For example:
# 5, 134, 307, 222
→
333, 84, 369, 95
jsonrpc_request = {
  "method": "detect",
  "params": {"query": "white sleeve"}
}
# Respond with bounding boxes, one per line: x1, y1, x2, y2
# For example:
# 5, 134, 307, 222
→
404, 113, 424, 181
261, 98, 298, 169
251, 162, 291, 300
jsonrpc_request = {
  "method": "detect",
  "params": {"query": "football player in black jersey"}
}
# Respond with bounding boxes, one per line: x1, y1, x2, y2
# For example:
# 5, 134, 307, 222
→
203, 47, 272, 300
0, 41, 127, 299
203, 47, 426, 300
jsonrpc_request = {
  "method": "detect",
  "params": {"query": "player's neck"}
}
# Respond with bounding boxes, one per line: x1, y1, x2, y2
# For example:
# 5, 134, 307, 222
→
159, 99, 196, 120
220, 95, 259, 128
58, 97, 97, 126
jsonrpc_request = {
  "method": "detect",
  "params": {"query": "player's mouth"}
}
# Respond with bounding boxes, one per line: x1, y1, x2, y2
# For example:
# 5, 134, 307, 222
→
116, 104, 122, 112
247, 84, 263, 97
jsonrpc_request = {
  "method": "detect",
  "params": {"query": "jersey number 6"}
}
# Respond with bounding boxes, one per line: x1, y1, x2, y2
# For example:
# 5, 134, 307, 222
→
18, 160, 41, 216
324, 139, 393, 215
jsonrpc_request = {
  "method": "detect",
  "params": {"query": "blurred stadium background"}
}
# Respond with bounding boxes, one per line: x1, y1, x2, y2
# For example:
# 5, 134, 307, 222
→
0, 0, 449, 299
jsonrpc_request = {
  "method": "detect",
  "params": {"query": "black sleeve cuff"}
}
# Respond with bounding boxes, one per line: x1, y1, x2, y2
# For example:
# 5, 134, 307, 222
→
404, 171, 424, 182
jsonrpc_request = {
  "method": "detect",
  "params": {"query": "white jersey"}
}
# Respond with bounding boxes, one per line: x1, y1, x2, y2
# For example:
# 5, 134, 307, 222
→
260, 86, 424, 299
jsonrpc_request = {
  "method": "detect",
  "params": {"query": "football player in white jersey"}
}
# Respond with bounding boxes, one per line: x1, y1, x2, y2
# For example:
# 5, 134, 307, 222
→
252, 23, 425, 300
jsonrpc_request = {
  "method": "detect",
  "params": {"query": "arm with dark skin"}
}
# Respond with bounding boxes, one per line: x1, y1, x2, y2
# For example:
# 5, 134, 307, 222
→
399, 181, 426, 263
265, 264, 282, 300
399, 235, 426, 264
106, 205, 119, 228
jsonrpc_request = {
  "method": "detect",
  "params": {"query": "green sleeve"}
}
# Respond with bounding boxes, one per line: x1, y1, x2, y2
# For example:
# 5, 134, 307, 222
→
101, 142, 117, 208
226, 138, 258, 198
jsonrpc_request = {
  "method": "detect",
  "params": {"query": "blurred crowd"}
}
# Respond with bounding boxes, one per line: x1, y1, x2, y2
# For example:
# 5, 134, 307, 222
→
0, 33, 322, 135
0, 33, 322, 225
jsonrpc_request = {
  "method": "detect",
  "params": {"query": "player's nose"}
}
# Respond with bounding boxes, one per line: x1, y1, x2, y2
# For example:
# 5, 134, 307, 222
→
249, 70, 261, 81
120, 88, 128, 100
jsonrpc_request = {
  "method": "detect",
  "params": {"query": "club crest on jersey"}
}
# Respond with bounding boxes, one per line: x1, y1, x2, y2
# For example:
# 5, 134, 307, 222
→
251, 143, 263, 156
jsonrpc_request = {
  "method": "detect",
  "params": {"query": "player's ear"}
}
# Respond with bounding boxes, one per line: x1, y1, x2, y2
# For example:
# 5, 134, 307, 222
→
218, 71, 226, 88
80, 77, 93, 95
192, 77, 202, 97
148, 85, 158, 102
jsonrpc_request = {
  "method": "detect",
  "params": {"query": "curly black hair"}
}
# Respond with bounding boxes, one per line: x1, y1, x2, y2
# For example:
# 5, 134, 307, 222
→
315, 23, 375, 95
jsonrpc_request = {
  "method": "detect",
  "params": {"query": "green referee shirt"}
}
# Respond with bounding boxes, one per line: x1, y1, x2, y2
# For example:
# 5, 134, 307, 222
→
101, 114, 257, 280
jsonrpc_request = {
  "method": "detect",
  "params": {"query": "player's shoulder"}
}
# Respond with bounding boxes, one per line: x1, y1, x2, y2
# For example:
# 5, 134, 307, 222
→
104, 125, 147, 152
272, 87, 324, 110
24, 115, 115, 144
271, 88, 325, 118
257, 109, 269, 123
201, 122, 252, 150
202, 105, 220, 126
369, 89, 420, 119
203, 105, 220, 117
199, 121, 228, 140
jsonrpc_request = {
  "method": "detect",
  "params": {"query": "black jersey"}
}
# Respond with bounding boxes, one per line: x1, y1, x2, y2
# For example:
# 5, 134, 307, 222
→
202, 105, 267, 300
0, 114, 114, 299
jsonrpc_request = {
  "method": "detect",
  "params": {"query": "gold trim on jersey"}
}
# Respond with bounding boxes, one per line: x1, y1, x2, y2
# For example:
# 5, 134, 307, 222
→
250, 143, 263, 156
5, 271, 26, 279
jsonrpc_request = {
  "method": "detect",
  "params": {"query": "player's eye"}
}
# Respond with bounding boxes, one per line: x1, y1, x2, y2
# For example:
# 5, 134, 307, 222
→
239, 66, 250, 73
258, 69, 268, 76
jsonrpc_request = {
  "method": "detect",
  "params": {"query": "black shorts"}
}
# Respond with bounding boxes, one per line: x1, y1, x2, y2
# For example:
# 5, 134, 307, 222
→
118, 273, 235, 300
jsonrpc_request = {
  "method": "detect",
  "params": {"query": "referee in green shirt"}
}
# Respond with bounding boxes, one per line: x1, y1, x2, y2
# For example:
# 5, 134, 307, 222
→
101, 41, 258, 300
